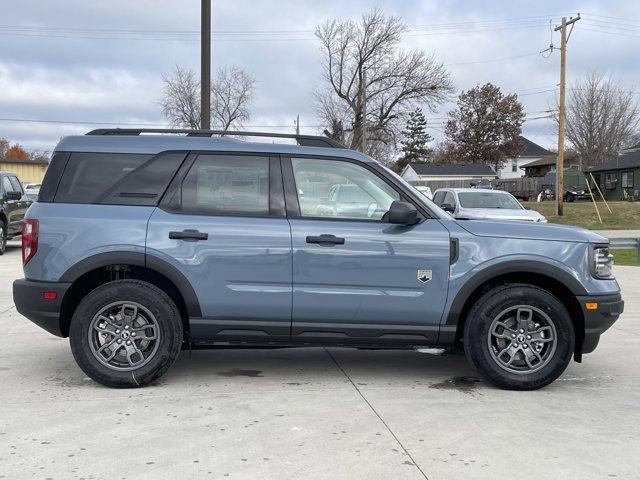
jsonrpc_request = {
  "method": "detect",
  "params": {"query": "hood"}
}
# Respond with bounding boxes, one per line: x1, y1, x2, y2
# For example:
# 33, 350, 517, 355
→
456, 207, 544, 222
456, 219, 608, 243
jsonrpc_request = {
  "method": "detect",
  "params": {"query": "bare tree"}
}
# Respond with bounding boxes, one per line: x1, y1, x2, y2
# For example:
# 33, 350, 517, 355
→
314, 8, 454, 152
160, 65, 255, 131
160, 65, 201, 129
561, 71, 640, 166
212, 66, 255, 131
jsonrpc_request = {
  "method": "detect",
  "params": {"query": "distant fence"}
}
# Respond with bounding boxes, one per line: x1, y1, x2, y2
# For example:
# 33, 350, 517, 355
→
410, 178, 552, 200
411, 179, 494, 190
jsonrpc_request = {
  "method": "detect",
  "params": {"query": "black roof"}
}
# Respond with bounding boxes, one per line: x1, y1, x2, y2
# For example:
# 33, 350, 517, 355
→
521, 156, 556, 169
588, 148, 640, 172
518, 137, 553, 158
408, 163, 497, 177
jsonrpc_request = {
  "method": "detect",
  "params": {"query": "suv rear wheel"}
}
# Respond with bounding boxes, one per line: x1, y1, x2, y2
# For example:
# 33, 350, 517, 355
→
69, 280, 183, 388
463, 284, 574, 390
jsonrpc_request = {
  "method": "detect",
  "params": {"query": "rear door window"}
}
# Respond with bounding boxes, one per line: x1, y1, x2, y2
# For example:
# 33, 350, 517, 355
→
169, 154, 270, 216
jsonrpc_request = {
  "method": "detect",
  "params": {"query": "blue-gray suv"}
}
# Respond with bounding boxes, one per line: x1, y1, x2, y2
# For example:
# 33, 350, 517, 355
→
13, 129, 624, 389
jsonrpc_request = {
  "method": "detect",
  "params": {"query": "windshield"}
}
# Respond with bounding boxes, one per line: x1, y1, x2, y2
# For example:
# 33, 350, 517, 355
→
458, 192, 523, 209
380, 165, 450, 219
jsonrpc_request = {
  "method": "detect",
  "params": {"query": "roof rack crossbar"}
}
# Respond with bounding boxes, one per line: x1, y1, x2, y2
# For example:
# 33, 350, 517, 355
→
85, 128, 345, 149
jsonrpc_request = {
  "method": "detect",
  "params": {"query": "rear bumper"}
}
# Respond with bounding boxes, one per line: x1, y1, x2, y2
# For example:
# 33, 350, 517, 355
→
577, 293, 624, 354
13, 278, 70, 337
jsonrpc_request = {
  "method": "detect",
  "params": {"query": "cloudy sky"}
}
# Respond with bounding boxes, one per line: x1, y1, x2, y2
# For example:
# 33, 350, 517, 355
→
1, 0, 639, 155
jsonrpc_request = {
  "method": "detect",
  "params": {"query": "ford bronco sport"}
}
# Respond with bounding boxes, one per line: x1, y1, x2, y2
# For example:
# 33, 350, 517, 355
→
13, 129, 624, 389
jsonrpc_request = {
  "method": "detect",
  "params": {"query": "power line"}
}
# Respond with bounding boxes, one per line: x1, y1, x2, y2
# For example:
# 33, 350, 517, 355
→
0, 14, 576, 42
581, 12, 640, 25
0, 117, 324, 128
578, 27, 640, 39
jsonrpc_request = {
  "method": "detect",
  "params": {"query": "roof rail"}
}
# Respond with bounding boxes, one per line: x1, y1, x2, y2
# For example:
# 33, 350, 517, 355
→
85, 128, 345, 149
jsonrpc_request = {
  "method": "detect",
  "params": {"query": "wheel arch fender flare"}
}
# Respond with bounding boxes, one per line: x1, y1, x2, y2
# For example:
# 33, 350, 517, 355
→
59, 251, 202, 318
443, 259, 587, 329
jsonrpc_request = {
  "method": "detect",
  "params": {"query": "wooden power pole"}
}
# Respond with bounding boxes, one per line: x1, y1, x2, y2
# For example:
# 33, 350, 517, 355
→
361, 66, 368, 153
201, 0, 211, 130
554, 14, 580, 216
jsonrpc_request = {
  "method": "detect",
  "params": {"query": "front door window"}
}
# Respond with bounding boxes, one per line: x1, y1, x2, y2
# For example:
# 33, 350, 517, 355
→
291, 158, 400, 221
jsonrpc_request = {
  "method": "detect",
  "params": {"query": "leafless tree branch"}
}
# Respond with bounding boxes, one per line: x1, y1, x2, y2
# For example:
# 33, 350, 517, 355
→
314, 8, 453, 153
560, 71, 640, 166
160, 64, 255, 131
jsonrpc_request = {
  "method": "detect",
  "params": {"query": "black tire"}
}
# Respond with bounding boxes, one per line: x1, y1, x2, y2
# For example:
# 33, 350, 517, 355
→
565, 192, 574, 202
0, 220, 6, 255
69, 280, 183, 388
463, 284, 574, 390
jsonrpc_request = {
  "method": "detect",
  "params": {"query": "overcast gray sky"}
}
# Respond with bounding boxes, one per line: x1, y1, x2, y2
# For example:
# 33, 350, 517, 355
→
1, 0, 639, 154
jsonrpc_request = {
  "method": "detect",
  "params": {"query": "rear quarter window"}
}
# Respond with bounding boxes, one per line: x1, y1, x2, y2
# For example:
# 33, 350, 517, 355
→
51, 152, 186, 206
55, 153, 152, 204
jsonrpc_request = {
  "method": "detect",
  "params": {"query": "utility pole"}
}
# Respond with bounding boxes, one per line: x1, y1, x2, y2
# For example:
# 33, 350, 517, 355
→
295, 114, 300, 136
361, 66, 368, 153
200, 0, 211, 130
554, 14, 580, 216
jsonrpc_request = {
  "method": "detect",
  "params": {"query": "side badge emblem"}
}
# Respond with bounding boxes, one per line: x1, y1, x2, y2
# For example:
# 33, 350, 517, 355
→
417, 269, 432, 284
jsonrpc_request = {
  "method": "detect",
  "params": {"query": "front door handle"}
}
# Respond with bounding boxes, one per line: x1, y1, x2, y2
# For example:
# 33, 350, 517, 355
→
169, 229, 208, 241
306, 234, 345, 245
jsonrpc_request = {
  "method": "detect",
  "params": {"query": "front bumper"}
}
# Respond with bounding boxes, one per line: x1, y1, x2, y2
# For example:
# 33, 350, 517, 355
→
576, 293, 624, 354
13, 278, 71, 337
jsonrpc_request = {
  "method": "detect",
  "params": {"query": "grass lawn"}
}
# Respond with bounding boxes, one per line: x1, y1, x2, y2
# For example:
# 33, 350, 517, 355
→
612, 248, 639, 266
522, 201, 640, 230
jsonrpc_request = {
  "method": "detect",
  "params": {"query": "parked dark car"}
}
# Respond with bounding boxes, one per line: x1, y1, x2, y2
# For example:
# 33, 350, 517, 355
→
0, 171, 32, 254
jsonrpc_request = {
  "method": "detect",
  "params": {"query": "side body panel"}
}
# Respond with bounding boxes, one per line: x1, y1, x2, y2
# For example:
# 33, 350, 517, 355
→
289, 218, 451, 345
23, 202, 153, 281
145, 208, 293, 342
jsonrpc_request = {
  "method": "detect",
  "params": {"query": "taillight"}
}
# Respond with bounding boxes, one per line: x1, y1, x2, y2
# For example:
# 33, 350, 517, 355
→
22, 219, 39, 265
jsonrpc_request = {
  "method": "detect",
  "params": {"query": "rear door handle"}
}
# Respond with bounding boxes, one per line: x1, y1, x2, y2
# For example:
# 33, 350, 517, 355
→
169, 229, 208, 241
306, 234, 345, 245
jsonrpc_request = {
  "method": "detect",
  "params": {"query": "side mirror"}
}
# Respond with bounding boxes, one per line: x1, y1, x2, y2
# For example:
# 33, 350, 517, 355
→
441, 203, 455, 213
6, 191, 21, 200
388, 201, 420, 225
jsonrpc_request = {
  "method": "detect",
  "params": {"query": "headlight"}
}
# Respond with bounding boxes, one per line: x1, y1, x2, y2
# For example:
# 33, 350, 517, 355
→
591, 246, 614, 278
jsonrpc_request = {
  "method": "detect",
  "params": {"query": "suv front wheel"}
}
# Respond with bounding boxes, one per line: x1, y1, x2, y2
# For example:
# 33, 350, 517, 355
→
69, 280, 183, 388
0, 220, 7, 255
463, 284, 575, 390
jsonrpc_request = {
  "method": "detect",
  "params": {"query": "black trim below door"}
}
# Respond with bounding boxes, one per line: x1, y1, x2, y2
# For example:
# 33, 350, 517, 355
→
189, 318, 291, 343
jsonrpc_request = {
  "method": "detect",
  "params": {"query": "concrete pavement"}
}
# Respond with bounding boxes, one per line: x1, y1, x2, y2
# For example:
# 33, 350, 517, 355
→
595, 230, 640, 239
1, 239, 639, 479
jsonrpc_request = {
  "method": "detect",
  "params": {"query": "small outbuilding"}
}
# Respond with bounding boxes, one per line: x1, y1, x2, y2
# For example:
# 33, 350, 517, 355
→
588, 146, 640, 201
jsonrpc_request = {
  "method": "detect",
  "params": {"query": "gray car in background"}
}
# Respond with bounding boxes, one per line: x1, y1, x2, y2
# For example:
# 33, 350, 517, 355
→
433, 188, 547, 222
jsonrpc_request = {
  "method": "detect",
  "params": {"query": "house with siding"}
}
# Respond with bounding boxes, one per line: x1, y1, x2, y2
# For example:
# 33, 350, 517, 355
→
588, 145, 640, 201
0, 156, 49, 184
497, 137, 554, 179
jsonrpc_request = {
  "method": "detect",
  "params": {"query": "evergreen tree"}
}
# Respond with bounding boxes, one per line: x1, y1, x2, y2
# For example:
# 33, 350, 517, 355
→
395, 108, 433, 172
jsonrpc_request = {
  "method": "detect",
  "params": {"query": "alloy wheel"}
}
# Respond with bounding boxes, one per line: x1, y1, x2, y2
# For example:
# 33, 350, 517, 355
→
487, 305, 558, 374
88, 301, 160, 371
